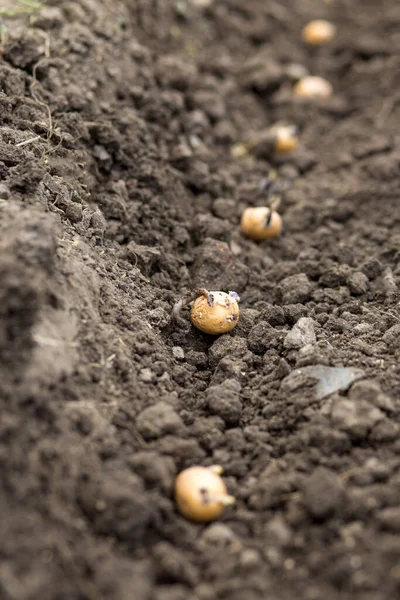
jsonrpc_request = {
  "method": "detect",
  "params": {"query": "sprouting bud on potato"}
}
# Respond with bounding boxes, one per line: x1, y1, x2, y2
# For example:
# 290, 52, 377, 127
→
294, 76, 333, 99
190, 290, 240, 335
241, 206, 282, 241
175, 465, 235, 522
302, 20, 336, 46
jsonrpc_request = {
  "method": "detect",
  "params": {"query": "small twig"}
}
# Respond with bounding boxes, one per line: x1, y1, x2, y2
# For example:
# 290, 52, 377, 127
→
16, 135, 41, 147
33, 335, 79, 348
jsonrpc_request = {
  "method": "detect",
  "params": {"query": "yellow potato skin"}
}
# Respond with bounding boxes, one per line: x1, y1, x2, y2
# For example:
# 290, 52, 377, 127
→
240, 207, 282, 241
191, 291, 239, 335
274, 127, 299, 154
175, 466, 228, 522
294, 76, 333, 99
302, 20, 336, 46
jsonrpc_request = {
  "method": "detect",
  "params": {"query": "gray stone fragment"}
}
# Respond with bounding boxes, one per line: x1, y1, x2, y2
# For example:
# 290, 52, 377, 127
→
284, 317, 316, 349
281, 365, 364, 401
304, 365, 364, 399
172, 346, 185, 360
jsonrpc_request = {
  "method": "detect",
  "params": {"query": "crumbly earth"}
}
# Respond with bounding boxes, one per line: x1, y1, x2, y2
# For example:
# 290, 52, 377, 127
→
1, 0, 400, 599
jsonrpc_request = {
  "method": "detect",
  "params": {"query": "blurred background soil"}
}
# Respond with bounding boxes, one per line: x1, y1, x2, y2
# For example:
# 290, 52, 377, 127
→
1, 0, 400, 599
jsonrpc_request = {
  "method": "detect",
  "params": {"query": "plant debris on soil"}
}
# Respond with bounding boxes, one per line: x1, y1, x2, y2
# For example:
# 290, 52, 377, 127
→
1, 0, 400, 599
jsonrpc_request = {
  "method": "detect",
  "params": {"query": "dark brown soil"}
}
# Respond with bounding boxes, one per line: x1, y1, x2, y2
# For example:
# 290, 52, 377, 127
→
1, 0, 400, 598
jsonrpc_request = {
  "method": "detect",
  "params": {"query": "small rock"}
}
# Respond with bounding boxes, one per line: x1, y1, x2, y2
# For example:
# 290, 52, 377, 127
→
299, 365, 363, 400
172, 346, 185, 360
347, 271, 368, 295
207, 379, 242, 425
139, 368, 153, 383
279, 273, 312, 305
136, 402, 184, 440
284, 317, 316, 349
303, 467, 345, 520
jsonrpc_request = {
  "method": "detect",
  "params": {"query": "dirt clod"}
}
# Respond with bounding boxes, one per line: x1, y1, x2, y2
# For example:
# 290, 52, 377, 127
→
1, 0, 400, 598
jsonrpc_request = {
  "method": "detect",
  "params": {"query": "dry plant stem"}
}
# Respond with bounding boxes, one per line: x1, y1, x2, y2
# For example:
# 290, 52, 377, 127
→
171, 288, 208, 327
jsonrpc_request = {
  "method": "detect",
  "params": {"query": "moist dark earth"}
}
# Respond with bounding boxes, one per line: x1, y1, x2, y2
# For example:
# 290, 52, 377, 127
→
1, 0, 400, 598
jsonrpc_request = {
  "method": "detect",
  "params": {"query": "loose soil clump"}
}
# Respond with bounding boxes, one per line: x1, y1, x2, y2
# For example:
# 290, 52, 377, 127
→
1, 1, 400, 599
